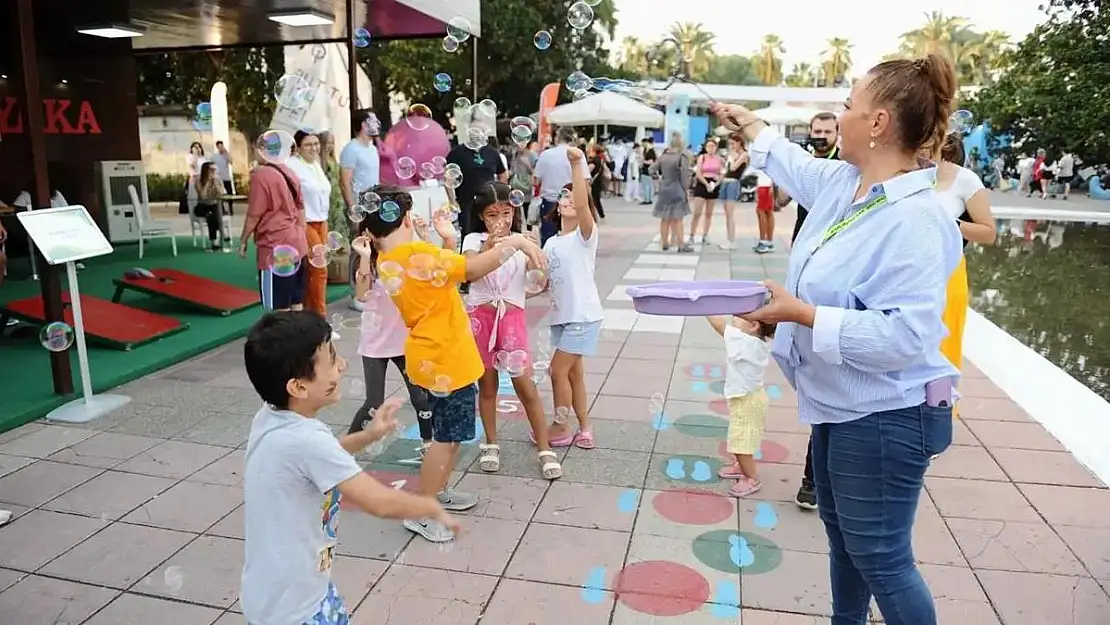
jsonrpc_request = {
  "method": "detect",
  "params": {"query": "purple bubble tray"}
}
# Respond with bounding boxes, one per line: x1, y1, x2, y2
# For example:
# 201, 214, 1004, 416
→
626, 280, 768, 316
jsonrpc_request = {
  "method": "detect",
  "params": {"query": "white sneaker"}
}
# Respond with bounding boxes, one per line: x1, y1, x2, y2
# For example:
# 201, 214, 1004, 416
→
718, 241, 733, 250
0, 509, 12, 526
404, 518, 456, 543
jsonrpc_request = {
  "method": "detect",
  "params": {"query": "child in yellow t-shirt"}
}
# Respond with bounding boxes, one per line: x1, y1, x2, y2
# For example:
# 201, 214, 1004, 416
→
351, 186, 547, 543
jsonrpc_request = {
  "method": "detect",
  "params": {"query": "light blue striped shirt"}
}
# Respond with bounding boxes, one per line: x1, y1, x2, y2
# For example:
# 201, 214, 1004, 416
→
749, 127, 962, 425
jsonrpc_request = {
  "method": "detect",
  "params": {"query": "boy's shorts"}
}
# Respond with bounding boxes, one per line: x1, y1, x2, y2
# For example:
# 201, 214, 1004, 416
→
429, 383, 477, 443
727, 388, 768, 455
260, 264, 307, 310
302, 581, 349, 625
755, 186, 774, 213
550, 320, 602, 357
470, 305, 531, 369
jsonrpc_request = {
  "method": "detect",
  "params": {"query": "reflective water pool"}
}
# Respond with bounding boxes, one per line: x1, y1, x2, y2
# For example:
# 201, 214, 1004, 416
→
966, 219, 1110, 401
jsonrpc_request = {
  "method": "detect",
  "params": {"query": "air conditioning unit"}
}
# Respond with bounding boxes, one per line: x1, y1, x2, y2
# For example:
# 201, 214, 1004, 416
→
96, 160, 148, 243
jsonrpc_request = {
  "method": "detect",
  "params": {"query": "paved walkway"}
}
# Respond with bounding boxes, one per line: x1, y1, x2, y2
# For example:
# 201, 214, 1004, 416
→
0, 198, 1108, 624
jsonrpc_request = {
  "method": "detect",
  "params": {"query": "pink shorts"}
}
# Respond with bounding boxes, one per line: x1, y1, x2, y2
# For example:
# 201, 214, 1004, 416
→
469, 305, 532, 370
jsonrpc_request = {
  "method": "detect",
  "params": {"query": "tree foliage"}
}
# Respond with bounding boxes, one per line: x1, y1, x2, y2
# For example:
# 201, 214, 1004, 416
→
135, 48, 285, 143
884, 11, 1011, 85
969, 0, 1110, 163
364, 0, 621, 130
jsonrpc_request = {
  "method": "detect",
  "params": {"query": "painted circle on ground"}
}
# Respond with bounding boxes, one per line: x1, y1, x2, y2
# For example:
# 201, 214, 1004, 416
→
709, 380, 725, 395
659, 454, 724, 486
680, 363, 725, 380
672, 414, 729, 437
717, 440, 790, 464
651, 488, 735, 525
691, 529, 783, 575
708, 399, 729, 416
614, 560, 711, 617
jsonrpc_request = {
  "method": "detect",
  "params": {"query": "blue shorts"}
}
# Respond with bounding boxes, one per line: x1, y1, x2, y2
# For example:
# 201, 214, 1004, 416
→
428, 383, 477, 443
719, 179, 742, 202
550, 321, 602, 356
303, 582, 349, 625
260, 264, 306, 310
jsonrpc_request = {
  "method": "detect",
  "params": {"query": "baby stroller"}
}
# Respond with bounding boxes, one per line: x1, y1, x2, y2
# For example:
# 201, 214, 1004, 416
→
739, 174, 757, 203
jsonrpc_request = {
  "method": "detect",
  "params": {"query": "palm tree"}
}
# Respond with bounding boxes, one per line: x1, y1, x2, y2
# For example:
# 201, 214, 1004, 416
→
619, 36, 650, 75
886, 12, 1010, 85
898, 11, 969, 56
785, 62, 819, 87
668, 22, 716, 79
753, 34, 786, 85
823, 38, 853, 86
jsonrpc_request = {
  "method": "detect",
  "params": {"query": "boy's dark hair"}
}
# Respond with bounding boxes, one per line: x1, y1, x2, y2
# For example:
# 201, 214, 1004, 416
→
351, 109, 373, 138
244, 311, 332, 409
356, 184, 412, 278
470, 182, 523, 234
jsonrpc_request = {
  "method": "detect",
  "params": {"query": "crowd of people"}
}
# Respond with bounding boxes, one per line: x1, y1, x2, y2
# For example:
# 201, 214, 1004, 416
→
161, 50, 1007, 625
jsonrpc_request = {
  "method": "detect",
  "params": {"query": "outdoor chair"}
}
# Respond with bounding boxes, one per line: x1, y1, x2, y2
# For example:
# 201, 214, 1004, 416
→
129, 184, 178, 259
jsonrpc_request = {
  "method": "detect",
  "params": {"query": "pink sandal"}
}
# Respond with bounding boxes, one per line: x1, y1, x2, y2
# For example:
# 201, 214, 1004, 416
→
718, 463, 744, 479
729, 477, 763, 498
529, 428, 577, 447
574, 431, 595, 449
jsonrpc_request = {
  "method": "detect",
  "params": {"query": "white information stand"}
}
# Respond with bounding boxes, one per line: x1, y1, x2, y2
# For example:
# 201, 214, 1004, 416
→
16, 205, 132, 423
407, 183, 451, 247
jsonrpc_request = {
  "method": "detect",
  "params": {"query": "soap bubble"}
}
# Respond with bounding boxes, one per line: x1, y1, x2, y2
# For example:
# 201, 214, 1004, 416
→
429, 374, 453, 398
348, 379, 365, 397
453, 96, 471, 111
495, 350, 529, 377
353, 28, 372, 48
431, 156, 447, 174
419, 162, 437, 180
949, 109, 974, 134
407, 253, 437, 281
583, 0, 602, 4
362, 113, 382, 136
446, 17, 472, 43
380, 260, 404, 278
405, 104, 434, 131
308, 244, 330, 268
442, 36, 459, 53
360, 191, 382, 212
395, 156, 417, 180
269, 244, 301, 277
470, 317, 482, 335
433, 73, 453, 93
534, 30, 553, 51
431, 269, 449, 288
566, 71, 593, 93
649, 392, 665, 415
464, 126, 487, 151
163, 565, 184, 592
274, 74, 314, 109
257, 129, 295, 165
39, 321, 74, 352
511, 116, 537, 134
444, 169, 462, 190
553, 406, 571, 424
477, 99, 498, 119
379, 200, 402, 223
381, 275, 403, 295
567, 2, 595, 29
531, 360, 549, 385
508, 189, 526, 207
325, 231, 347, 252
524, 268, 546, 295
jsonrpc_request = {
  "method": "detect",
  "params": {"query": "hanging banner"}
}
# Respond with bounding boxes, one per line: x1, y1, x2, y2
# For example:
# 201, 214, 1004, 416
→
536, 82, 561, 148
269, 44, 373, 154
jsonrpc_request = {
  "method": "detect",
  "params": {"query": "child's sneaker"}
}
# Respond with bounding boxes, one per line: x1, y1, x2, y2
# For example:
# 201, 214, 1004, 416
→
437, 489, 479, 511
729, 477, 762, 498
403, 518, 457, 542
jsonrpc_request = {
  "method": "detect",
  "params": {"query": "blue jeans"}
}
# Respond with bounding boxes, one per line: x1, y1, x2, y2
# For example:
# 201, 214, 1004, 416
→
539, 199, 559, 248
810, 404, 952, 625
639, 174, 654, 202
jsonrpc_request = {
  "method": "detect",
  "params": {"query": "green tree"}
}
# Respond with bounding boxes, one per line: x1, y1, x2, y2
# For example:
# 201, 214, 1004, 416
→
667, 22, 716, 79
822, 38, 852, 86
969, 0, 1110, 163
366, 0, 620, 130
703, 55, 761, 85
885, 11, 1010, 85
784, 62, 820, 87
135, 48, 285, 144
753, 34, 785, 85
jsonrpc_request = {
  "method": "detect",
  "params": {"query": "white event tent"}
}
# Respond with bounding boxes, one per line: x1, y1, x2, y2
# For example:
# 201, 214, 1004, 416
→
546, 91, 664, 128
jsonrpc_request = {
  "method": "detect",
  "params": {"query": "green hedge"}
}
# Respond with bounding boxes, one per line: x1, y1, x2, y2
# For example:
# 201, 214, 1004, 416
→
146, 173, 248, 203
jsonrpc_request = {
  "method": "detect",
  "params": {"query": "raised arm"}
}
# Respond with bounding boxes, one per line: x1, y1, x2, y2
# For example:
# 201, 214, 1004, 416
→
568, 146, 595, 239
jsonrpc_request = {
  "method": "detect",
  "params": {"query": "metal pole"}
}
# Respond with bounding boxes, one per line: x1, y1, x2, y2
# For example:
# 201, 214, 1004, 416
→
471, 37, 478, 102
346, 0, 359, 115
16, 0, 73, 396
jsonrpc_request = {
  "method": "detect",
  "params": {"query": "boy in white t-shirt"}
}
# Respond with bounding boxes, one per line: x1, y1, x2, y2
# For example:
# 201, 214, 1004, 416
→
240, 311, 461, 625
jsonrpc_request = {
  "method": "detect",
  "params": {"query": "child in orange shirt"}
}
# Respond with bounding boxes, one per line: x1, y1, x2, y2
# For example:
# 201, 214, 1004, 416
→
351, 186, 546, 543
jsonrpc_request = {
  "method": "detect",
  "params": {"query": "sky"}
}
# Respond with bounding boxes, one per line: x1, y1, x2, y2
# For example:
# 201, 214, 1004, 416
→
609, 0, 1049, 78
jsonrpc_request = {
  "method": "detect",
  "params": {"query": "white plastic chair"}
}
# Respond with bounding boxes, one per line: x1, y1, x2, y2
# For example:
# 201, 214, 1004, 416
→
185, 182, 209, 247
129, 184, 177, 259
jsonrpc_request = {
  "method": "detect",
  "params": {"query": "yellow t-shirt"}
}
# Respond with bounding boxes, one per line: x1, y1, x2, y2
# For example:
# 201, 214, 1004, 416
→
377, 240, 484, 393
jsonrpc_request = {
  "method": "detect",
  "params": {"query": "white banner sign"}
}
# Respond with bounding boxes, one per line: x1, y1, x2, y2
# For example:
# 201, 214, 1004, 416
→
270, 44, 373, 152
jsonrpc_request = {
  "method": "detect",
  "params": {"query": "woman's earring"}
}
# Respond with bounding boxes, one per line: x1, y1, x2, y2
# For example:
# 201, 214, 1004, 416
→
869, 133, 876, 149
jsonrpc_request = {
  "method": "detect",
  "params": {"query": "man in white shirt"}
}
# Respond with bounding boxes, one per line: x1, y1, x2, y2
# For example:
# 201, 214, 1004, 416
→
1017, 154, 1034, 195
533, 127, 588, 246
213, 140, 234, 194
1057, 152, 1075, 199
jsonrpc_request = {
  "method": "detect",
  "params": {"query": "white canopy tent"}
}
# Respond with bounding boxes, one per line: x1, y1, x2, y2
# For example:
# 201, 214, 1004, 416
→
750, 106, 830, 126
546, 91, 664, 128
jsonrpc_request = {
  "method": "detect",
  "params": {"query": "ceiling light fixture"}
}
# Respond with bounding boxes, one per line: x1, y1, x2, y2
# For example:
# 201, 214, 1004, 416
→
77, 24, 145, 39
268, 9, 335, 27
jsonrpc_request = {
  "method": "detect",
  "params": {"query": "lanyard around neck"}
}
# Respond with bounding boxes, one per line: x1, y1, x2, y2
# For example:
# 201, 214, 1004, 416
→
814, 173, 936, 252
